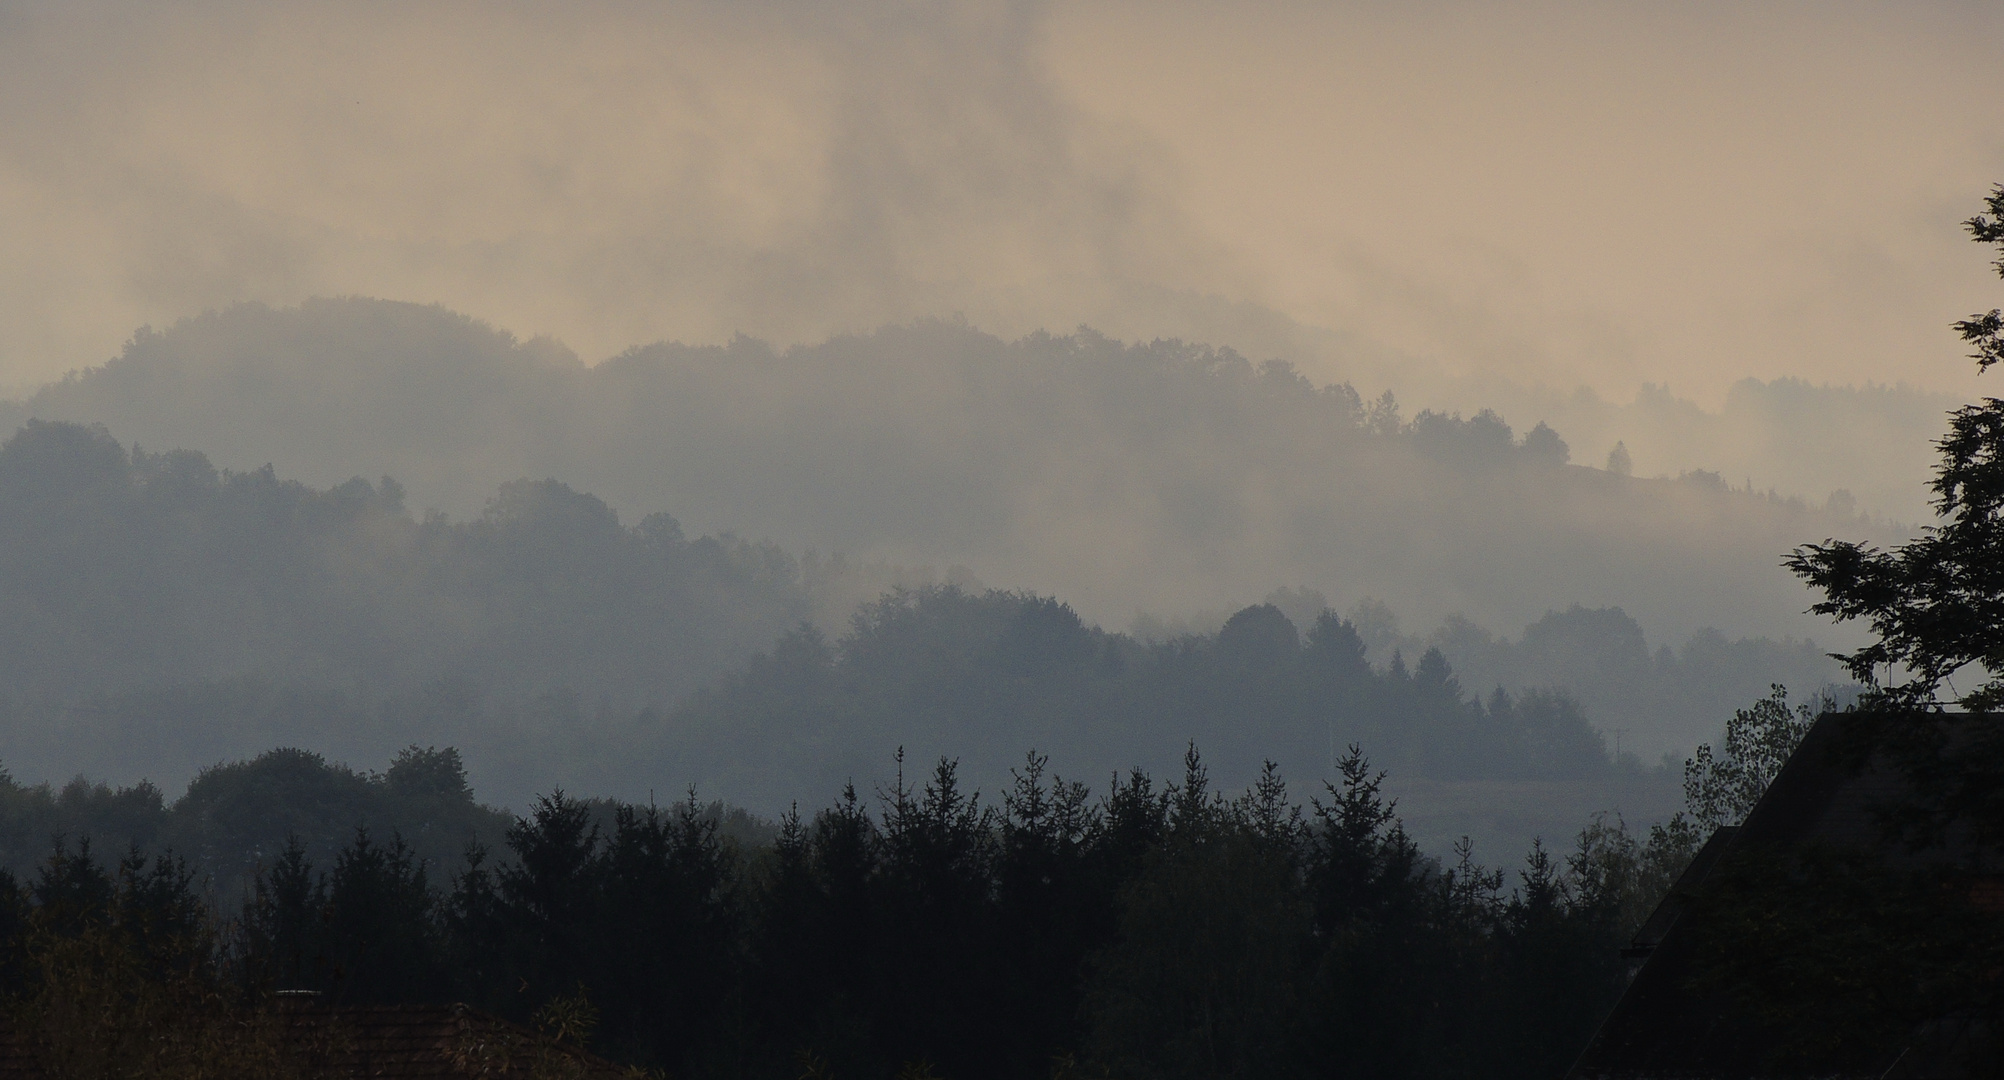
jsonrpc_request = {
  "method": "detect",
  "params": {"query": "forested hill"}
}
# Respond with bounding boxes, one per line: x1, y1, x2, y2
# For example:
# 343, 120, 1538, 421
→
647, 588, 1718, 807
0, 419, 808, 704
0, 297, 1900, 644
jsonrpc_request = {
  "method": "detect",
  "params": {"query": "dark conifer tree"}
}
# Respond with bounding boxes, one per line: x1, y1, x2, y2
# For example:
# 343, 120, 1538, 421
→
592, 795, 738, 1072
875, 754, 1000, 1078
996, 753, 1099, 1071
492, 791, 602, 1005
241, 835, 326, 991
322, 828, 439, 1003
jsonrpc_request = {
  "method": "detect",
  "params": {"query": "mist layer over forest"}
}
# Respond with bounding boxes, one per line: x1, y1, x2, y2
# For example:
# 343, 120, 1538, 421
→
0, 299, 1901, 651
0, 338, 1851, 851
0, 4, 1997, 1073
1443, 375, 1960, 526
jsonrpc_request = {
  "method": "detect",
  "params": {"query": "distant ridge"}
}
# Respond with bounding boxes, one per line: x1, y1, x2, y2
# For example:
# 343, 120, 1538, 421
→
0, 298, 1900, 650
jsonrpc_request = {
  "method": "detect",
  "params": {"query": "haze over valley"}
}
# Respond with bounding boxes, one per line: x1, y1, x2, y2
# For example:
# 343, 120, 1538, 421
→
7, 5, 2004, 1073
0, 0, 1991, 874
0, 297, 1870, 853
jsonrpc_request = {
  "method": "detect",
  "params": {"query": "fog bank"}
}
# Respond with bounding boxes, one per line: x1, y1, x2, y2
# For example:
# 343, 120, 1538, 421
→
1, 299, 1902, 652
0, 0, 1998, 503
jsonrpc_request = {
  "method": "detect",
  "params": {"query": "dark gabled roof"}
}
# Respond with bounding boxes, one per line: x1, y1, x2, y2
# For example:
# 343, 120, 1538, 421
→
1567, 712, 2002, 1080
1619, 825, 1737, 962
0, 1000, 631, 1079
282, 1001, 631, 1079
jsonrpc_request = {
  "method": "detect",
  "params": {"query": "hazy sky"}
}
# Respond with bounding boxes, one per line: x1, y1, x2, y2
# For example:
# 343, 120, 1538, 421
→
1, 0, 2000, 406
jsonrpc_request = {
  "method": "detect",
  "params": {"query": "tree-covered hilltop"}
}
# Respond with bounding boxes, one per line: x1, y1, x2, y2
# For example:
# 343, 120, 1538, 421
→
0, 301, 1897, 645
652, 587, 1620, 803
1386, 602, 1839, 756
0, 418, 809, 705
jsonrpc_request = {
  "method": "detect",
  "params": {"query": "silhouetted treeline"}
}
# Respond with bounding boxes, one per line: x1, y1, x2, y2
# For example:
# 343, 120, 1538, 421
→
0, 746, 510, 900
0, 743, 1695, 1080
656, 588, 1622, 812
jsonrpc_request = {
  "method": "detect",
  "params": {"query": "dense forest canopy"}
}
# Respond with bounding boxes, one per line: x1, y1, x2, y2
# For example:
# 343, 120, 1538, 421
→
632, 586, 1809, 852
0, 735, 1708, 1080
0, 299, 1900, 648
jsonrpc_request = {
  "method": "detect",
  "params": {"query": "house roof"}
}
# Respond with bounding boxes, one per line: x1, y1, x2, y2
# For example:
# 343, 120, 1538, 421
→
0, 1000, 632, 1079
1619, 825, 1737, 962
1566, 711, 2001, 1080
282, 1001, 631, 1078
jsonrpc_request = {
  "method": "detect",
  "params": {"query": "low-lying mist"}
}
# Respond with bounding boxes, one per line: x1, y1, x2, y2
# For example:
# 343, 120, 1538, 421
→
0, 299, 1904, 650
0, 409, 1849, 856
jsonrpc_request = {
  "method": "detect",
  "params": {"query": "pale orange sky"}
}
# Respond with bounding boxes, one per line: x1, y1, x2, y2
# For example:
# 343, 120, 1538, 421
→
1050, 1, 2004, 405
1, 0, 2000, 407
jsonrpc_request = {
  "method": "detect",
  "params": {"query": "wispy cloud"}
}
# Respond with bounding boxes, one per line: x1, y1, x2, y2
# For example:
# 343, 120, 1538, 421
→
0, 0, 1999, 410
